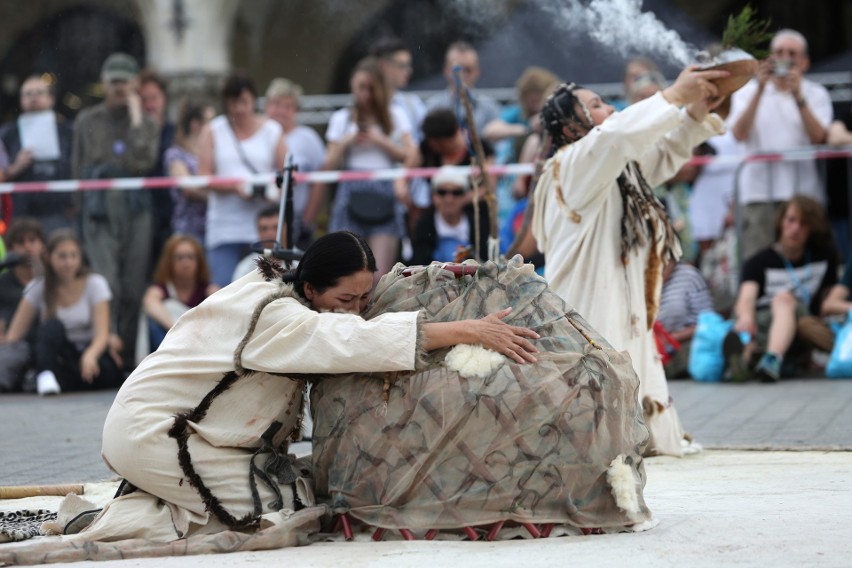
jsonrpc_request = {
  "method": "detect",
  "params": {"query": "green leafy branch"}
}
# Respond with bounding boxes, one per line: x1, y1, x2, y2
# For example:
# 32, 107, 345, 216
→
721, 5, 773, 59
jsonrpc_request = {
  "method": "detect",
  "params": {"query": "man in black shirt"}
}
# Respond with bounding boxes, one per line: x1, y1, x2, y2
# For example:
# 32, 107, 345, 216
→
732, 196, 837, 381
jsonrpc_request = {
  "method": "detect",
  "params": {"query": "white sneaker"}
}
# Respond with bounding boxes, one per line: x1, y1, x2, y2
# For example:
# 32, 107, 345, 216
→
36, 371, 61, 396
681, 437, 703, 456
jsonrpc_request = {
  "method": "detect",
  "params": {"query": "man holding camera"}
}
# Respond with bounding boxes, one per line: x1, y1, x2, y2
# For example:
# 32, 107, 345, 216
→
73, 52, 160, 369
729, 29, 832, 261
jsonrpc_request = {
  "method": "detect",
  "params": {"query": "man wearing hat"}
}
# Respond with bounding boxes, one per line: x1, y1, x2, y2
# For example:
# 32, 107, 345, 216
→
72, 52, 160, 370
410, 166, 490, 265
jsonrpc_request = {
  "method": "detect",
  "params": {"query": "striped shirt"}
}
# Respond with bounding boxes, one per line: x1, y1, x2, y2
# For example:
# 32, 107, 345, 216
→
658, 263, 714, 332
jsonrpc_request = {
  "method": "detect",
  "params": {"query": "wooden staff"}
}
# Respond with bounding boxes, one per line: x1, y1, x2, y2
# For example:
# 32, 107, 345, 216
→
506, 132, 552, 258
0, 484, 84, 499
452, 67, 499, 261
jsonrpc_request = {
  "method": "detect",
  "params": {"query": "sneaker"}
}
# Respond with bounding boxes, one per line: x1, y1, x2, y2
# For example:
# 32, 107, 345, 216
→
723, 331, 748, 382
754, 353, 782, 383
36, 371, 61, 396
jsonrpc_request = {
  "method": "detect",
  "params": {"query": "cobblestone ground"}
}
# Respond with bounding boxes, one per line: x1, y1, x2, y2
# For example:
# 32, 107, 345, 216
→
1, 379, 851, 485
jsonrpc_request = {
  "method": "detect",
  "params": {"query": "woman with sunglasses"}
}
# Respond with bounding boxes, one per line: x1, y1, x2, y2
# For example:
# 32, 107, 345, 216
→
410, 167, 490, 264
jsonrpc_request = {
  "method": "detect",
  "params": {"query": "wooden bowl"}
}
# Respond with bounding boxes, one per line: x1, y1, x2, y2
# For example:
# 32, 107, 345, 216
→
704, 58, 758, 99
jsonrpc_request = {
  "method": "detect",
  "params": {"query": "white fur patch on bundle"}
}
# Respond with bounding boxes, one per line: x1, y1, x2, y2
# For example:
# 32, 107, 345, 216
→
445, 344, 505, 379
607, 455, 641, 520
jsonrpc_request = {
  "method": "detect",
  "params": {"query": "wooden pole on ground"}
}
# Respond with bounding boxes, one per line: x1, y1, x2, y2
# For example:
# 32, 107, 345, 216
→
0, 484, 84, 499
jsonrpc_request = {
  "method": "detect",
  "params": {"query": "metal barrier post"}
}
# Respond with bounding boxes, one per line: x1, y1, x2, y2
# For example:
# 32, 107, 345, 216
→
733, 158, 748, 280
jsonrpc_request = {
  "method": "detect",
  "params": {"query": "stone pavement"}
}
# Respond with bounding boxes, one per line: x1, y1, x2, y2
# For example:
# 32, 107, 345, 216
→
1, 378, 850, 486
2, 379, 852, 567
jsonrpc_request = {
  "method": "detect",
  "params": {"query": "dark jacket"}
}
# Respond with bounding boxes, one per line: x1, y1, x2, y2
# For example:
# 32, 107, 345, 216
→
0, 115, 74, 217
410, 202, 491, 265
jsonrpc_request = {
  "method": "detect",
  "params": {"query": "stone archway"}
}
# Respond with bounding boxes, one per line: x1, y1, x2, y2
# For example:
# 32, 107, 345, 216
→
0, 4, 145, 122
132, 0, 240, 108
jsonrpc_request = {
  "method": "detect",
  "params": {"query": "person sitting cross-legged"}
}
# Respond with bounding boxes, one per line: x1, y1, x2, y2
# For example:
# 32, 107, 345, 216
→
729, 196, 837, 382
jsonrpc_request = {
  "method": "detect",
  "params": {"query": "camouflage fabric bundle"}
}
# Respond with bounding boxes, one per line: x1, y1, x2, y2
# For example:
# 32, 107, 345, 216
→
311, 257, 653, 533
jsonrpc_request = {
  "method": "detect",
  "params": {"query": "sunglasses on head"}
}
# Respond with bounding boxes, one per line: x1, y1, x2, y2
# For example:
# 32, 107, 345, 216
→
435, 188, 465, 197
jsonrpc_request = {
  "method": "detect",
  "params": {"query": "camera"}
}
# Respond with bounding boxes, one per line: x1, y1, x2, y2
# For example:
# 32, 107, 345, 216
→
773, 60, 790, 77
251, 184, 266, 199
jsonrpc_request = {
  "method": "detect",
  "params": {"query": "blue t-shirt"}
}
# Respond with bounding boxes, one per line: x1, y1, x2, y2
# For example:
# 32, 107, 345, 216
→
433, 236, 468, 263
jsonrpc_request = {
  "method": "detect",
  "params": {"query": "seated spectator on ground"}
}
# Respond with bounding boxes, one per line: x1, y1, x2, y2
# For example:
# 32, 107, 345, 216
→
729, 196, 837, 382
410, 168, 489, 265
0, 218, 44, 392
657, 260, 714, 379
167, 100, 215, 246
232, 206, 281, 282
820, 255, 852, 318
143, 234, 218, 351
0, 230, 123, 395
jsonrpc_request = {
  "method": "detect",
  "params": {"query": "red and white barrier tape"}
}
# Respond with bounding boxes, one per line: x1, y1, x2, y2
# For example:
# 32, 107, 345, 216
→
1, 147, 851, 194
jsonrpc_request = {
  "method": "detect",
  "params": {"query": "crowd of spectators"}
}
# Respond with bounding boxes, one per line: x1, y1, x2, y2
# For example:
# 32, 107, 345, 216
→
1, 26, 852, 392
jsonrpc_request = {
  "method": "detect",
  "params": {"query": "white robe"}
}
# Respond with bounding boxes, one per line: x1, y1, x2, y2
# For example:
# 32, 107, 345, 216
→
532, 92, 724, 456
81, 269, 420, 542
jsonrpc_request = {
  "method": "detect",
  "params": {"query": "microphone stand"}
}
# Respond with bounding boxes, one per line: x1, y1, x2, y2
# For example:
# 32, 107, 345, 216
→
253, 153, 302, 267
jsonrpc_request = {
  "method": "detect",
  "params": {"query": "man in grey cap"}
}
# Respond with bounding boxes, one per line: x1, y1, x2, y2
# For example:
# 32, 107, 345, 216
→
72, 52, 160, 371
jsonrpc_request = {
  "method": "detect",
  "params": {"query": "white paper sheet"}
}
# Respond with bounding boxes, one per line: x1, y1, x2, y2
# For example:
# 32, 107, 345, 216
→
18, 111, 60, 161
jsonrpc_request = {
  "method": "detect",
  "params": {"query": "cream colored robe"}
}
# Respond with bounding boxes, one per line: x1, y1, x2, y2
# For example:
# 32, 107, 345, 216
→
532, 93, 724, 456
79, 269, 420, 542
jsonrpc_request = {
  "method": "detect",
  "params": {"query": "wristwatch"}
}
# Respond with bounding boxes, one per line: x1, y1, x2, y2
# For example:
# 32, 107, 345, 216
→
795, 96, 807, 108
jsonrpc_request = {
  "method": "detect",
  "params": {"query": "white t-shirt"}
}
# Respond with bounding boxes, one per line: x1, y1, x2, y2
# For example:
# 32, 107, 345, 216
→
325, 106, 411, 170
207, 116, 283, 248
689, 131, 743, 241
434, 212, 470, 243
728, 78, 833, 204
24, 273, 112, 350
392, 92, 426, 142
285, 126, 326, 217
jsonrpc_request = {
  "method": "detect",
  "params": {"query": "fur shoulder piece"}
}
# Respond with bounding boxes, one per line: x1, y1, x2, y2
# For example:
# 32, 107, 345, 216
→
256, 256, 287, 281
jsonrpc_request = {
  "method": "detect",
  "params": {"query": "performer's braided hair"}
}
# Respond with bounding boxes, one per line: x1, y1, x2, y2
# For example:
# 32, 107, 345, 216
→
540, 83, 679, 266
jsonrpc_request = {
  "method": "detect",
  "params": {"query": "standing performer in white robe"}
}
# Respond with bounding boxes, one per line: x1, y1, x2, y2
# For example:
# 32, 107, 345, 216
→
531, 66, 727, 456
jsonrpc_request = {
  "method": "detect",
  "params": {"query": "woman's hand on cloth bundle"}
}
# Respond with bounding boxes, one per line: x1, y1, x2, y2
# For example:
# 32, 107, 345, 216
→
423, 307, 540, 364
473, 308, 540, 363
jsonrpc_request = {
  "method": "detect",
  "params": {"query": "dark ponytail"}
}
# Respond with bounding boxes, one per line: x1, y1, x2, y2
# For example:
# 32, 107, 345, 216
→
283, 231, 377, 298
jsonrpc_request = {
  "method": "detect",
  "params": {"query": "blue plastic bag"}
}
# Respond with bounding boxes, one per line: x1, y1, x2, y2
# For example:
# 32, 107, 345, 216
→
688, 311, 732, 382
827, 310, 852, 378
